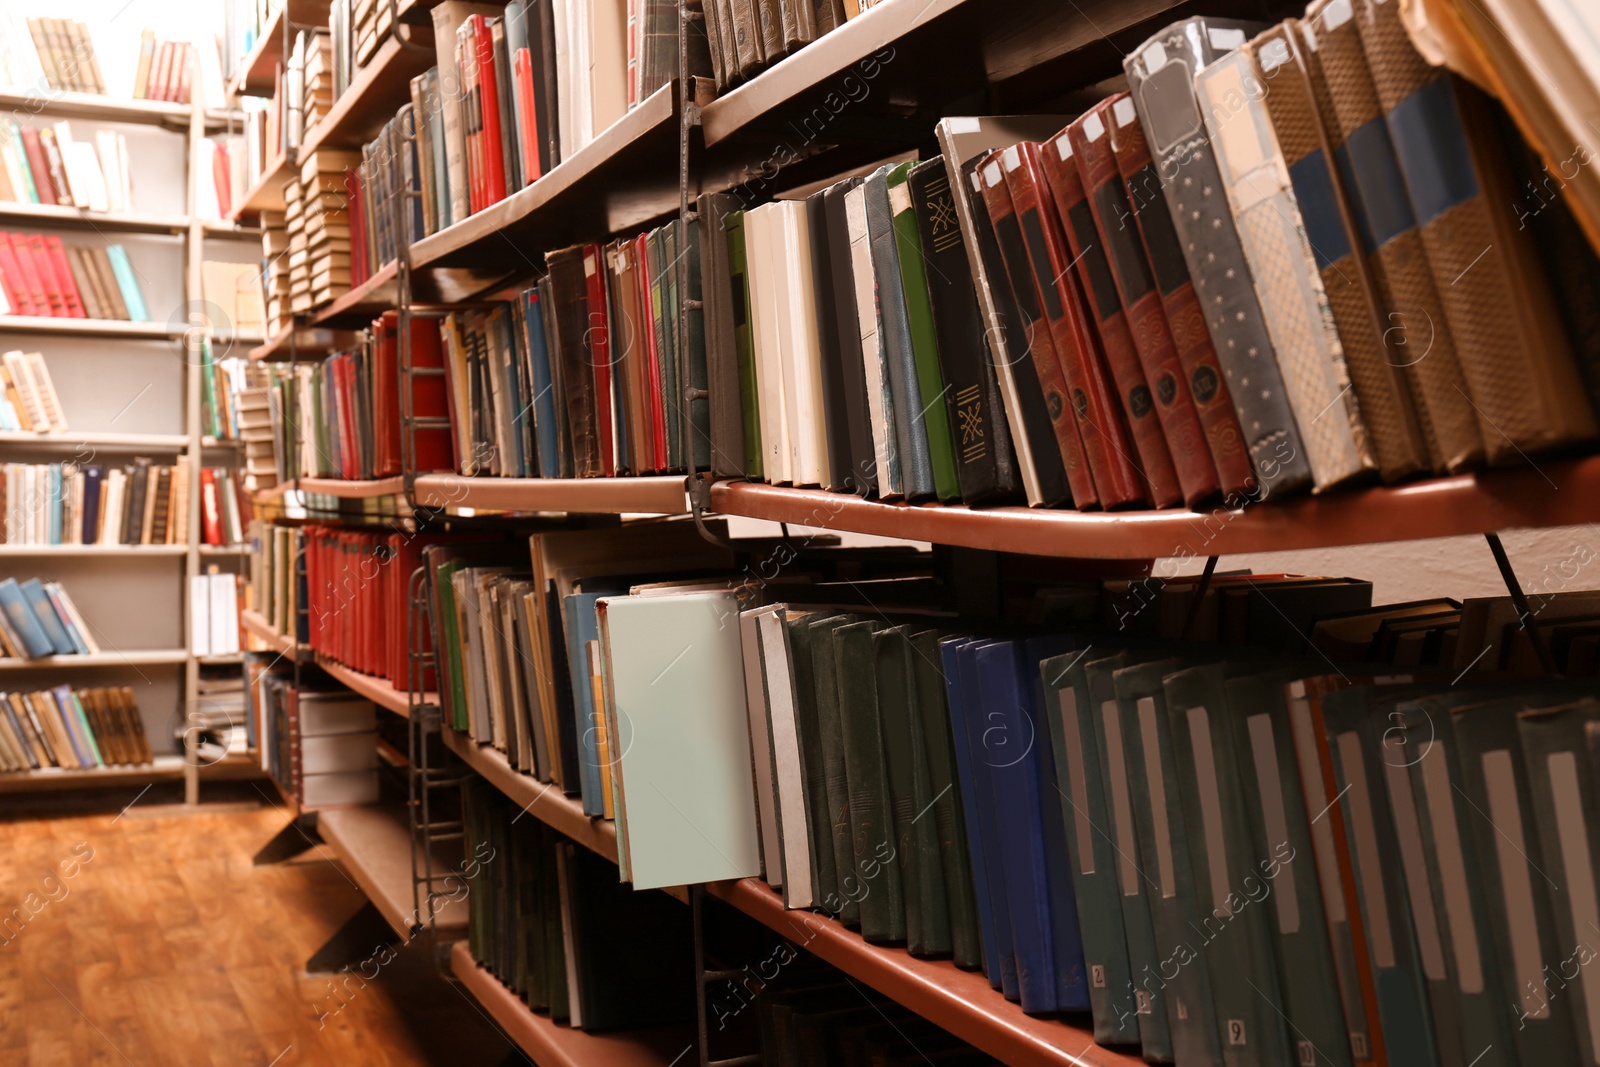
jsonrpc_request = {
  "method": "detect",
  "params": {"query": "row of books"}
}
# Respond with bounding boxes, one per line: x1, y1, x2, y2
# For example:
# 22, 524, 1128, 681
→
0, 576, 98, 659
0, 122, 135, 215
129, 31, 196, 104
212, 358, 278, 490
189, 570, 243, 657
264, 313, 449, 482
301, 526, 442, 690
0, 233, 149, 321
2, 460, 180, 547
251, 521, 306, 647
700, 0, 859, 95
252, 661, 380, 808
192, 666, 250, 764
0, 16, 105, 95
0, 349, 65, 433
0, 686, 152, 773
198, 134, 250, 222
346, 108, 420, 291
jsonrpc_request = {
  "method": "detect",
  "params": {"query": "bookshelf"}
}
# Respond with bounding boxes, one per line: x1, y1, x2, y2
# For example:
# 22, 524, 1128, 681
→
0, 202, 192, 235
0, 751, 262, 794
0, 317, 189, 340
0, 544, 189, 557
0, 650, 192, 669
318, 803, 467, 938
247, 323, 357, 361
410, 475, 690, 516
231, 0, 337, 98
0, 87, 193, 128
296, 33, 435, 157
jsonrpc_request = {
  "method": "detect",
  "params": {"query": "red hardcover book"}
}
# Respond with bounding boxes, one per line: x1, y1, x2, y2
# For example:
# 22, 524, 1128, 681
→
581, 244, 615, 477
150, 41, 172, 102
1069, 104, 1221, 507
976, 151, 1099, 509
473, 16, 507, 206
199, 468, 222, 545
23, 234, 66, 316
212, 142, 232, 218
635, 232, 667, 471
408, 315, 454, 473
1036, 128, 1183, 508
337, 354, 361, 478
17, 129, 55, 206
372, 316, 399, 475
1001, 143, 1145, 509
43, 237, 85, 318
456, 22, 481, 215
513, 47, 540, 185
5, 234, 49, 316
1105, 96, 1256, 500
0, 239, 35, 315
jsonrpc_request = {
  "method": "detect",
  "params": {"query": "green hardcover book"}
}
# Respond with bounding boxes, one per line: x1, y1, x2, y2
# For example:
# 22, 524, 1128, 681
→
808, 613, 860, 927
833, 619, 905, 943
1113, 658, 1224, 1067
911, 629, 981, 968
876, 624, 950, 957
683, 217, 711, 471
1448, 692, 1581, 1066
657, 224, 684, 469
1040, 649, 1142, 1044
1086, 653, 1173, 1061
886, 161, 961, 503
724, 209, 762, 479
1226, 670, 1355, 1067
1517, 696, 1600, 1067
785, 611, 838, 910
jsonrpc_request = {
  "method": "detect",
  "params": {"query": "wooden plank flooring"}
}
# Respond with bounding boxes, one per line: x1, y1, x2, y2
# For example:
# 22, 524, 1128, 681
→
0, 785, 522, 1067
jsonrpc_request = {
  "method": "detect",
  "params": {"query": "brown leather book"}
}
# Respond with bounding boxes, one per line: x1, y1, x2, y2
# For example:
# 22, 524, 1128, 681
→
1067, 104, 1224, 507
65, 248, 104, 320
1036, 127, 1183, 507
119, 687, 153, 764
1105, 96, 1257, 499
756, 0, 782, 66
1253, 22, 1429, 483
1352, 0, 1596, 462
1001, 142, 1145, 509
976, 150, 1099, 509
725, 0, 764, 78
87, 247, 130, 320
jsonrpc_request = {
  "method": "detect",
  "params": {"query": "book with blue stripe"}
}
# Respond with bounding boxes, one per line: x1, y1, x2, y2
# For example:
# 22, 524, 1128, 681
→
19, 579, 74, 655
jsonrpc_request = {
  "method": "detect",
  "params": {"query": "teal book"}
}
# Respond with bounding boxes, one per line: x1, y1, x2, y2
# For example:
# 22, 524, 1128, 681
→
1041, 649, 1142, 1044
1085, 653, 1172, 1060
105, 245, 148, 321
1516, 696, 1600, 1067
1226, 671, 1355, 1067
1449, 691, 1582, 1066
1163, 663, 1294, 1067
1113, 658, 1223, 1067
1320, 686, 1444, 1067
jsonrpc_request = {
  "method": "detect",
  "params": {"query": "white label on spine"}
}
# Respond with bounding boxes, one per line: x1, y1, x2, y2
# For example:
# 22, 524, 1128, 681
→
1055, 132, 1072, 161
1101, 699, 1140, 896
945, 117, 982, 134
1322, 0, 1353, 29
1082, 113, 1105, 142
1142, 41, 1168, 72
1259, 38, 1290, 72
1484, 750, 1548, 1019
1420, 743, 1482, 993
1060, 688, 1096, 875
1338, 731, 1395, 967
1001, 145, 1021, 172
982, 160, 1002, 187
1113, 97, 1138, 128
1384, 756, 1446, 980
887, 181, 911, 215
1188, 706, 1233, 917
1248, 713, 1299, 933
1549, 751, 1600, 1057
1139, 697, 1176, 899
1209, 26, 1246, 51
1291, 690, 1346, 923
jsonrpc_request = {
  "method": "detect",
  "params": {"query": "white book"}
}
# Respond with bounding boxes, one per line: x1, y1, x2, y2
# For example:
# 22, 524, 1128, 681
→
66, 141, 108, 212
553, 0, 575, 159
573, 0, 594, 149
93, 131, 123, 212
744, 205, 790, 484
776, 201, 830, 488
209, 572, 239, 654
845, 184, 899, 497
189, 573, 210, 656
755, 607, 814, 908
23, 353, 66, 432
50, 583, 98, 653
100, 469, 125, 545
296, 695, 376, 735
737, 606, 783, 886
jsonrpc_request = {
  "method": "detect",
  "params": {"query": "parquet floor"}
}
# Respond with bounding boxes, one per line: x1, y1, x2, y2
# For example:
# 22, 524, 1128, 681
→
0, 784, 522, 1067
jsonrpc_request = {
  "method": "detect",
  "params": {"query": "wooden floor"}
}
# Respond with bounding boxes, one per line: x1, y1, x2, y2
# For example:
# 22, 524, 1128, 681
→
0, 783, 521, 1067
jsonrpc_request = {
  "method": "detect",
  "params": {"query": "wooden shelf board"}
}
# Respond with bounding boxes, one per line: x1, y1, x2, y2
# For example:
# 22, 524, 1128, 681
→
198, 544, 253, 555
248, 322, 359, 361
449, 942, 693, 1067
411, 474, 688, 515
310, 260, 397, 326
318, 803, 467, 938
0, 650, 189, 669
299, 33, 436, 159
0, 201, 188, 234
410, 82, 680, 278
315, 656, 429, 717
440, 727, 616, 862
299, 475, 409, 498
235, 152, 294, 217
709, 456, 1600, 559
233, 0, 335, 97
241, 609, 313, 661
0, 753, 263, 794
0, 88, 191, 127
0, 316, 183, 340
201, 219, 264, 238
0, 431, 188, 448
707, 879, 1139, 1067
0, 543, 186, 556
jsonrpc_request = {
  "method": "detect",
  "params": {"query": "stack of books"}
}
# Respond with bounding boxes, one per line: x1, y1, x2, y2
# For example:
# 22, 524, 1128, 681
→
260, 209, 290, 332
191, 666, 250, 763
0, 233, 149, 321
0, 16, 105, 95
252, 663, 379, 808
300, 149, 357, 307
283, 177, 309, 313
0, 350, 66, 433
0, 122, 134, 214
222, 364, 278, 492
198, 467, 251, 546
188, 570, 242, 657
0, 577, 98, 659
2, 460, 192, 546
299, 29, 334, 139
0, 686, 152, 772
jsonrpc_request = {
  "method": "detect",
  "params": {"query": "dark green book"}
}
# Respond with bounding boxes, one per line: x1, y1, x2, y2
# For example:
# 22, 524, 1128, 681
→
808, 613, 860, 927
683, 217, 711, 471
725, 209, 762, 479
833, 619, 905, 942
785, 612, 838, 911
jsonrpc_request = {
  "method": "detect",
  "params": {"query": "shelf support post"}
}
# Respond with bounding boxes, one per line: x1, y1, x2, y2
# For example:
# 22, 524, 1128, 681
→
1484, 532, 1560, 675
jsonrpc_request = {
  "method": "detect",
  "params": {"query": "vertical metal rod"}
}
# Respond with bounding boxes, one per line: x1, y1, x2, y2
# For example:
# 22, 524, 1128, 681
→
1179, 555, 1219, 643
1484, 532, 1559, 676
184, 48, 205, 806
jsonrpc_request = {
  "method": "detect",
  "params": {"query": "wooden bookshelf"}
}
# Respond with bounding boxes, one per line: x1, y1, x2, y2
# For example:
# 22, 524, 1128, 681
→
449, 942, 694, 1067
0, 752, 262, 794
315, 657, 428, 718
706, 880, 1137, 1067
310, 261, 399, 326
232, 0, 336, 97
0, 650, 191, 669
318, 803, 468, 938
0, 88, 191, 128
201, 219, 264, 239
411, 474, 688, 516
248, 322, 359, 361
707, 456, 1600, 559
0, 544, 187, 557
409, 82, 680, 283
0, 316, 185, 340
439, 726, 616, 862
233, 151, 294, 218
300, 475, 409, 498
0, 201, 189, 235
0, 431, 188, 449
297, 33, 436, 159
241, 608, 309, 660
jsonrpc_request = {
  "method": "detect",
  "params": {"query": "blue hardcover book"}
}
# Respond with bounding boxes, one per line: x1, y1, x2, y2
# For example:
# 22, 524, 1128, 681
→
105, 245, 149, 321
564, 584, 626, 816
521, 287, 560, 480
60, 687, 102, 766
1320, 685, 1443, 1067
47, 584, 89, 654
20, 579, 74, 655
938, 635, 1013, 995
53, 687, 94, 767
0, 578, 53, 658
1022, 635, 1090, 1012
